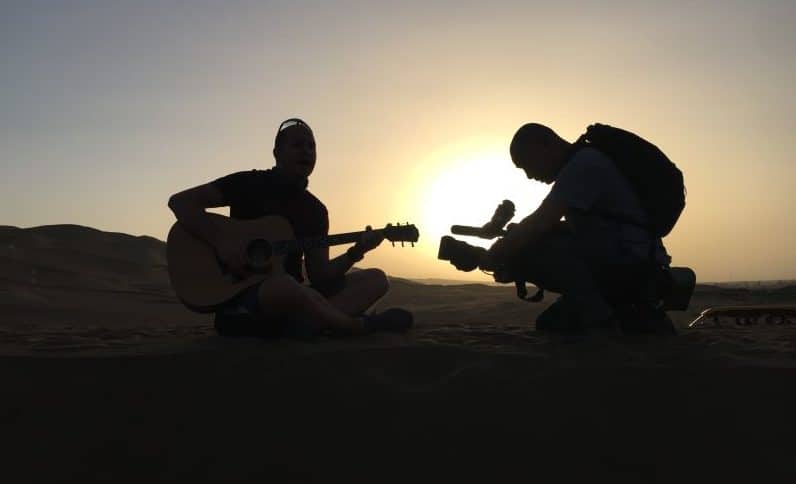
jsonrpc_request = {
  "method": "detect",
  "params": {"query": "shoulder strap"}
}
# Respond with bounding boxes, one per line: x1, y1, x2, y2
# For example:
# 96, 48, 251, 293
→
564, 128, 653, 232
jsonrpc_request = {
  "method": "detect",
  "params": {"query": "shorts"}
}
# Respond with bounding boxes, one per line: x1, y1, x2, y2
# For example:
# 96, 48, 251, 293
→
213, 276, 348, 339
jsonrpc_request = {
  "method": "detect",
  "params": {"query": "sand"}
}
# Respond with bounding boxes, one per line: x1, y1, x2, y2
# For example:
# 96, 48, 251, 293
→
2, 225, 795, 482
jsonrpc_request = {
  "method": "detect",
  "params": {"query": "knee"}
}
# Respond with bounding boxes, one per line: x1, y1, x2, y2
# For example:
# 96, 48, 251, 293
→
256, 275, 306, 309
361, 268, 390, 296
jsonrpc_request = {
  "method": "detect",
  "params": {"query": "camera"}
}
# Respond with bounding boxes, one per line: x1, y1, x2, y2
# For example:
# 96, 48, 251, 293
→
437, 236, 489, 272
437, 200, 515, 275
437, 200, 697, 310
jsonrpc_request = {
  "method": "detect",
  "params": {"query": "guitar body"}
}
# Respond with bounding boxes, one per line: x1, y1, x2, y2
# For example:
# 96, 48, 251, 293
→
167, 213, 293, 313
168, 214, 418, 314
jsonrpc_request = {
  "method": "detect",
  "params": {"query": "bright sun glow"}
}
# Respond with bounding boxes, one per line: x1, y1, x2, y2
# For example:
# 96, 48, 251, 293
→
411, 140, 550, 258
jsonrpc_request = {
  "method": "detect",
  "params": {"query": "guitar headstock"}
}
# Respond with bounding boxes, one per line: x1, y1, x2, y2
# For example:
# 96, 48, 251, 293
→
383, 223, 420, 247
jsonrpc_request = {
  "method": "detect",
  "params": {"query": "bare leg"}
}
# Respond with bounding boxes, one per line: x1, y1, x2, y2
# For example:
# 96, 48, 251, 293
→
326, 268, 390, 316
256, 274, 364, 335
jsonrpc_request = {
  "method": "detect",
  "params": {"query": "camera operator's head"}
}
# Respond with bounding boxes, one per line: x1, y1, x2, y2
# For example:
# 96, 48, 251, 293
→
510, 123, 572, 184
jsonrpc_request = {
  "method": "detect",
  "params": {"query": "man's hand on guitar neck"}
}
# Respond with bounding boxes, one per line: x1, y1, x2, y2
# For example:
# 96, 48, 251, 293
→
356, 225, 385, 254
345, 226, 384, 264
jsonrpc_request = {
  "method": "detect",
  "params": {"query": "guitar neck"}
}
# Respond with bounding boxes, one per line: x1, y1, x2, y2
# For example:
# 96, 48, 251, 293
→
272, 229, 381, 254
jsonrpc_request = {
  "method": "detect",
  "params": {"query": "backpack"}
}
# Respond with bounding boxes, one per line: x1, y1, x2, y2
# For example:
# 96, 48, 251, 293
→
573, 123, 685, 238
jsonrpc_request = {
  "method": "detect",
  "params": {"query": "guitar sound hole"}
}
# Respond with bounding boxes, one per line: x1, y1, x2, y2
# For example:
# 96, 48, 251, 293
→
246, 239, 273, 272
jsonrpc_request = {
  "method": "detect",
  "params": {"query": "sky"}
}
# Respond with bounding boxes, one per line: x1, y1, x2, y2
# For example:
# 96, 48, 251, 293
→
1, 0, 795, 283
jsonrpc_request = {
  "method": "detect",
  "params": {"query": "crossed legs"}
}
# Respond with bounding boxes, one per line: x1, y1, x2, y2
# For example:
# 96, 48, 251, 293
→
255, 268, 390, 335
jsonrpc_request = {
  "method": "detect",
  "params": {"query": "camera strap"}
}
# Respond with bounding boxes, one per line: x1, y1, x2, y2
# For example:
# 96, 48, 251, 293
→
515, 280, 545, 302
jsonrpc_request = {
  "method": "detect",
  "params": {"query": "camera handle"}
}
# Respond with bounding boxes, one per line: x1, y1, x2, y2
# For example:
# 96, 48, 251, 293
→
450, 225, 507, 239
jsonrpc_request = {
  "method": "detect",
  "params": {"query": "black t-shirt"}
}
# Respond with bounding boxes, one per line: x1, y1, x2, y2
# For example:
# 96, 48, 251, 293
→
212, 168, 328, 282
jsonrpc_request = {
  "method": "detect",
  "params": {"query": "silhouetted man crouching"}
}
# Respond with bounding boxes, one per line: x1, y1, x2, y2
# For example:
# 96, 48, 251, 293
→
486, 123, 684, 334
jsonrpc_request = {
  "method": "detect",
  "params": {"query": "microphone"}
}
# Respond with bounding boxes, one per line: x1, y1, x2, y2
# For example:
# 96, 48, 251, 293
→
450, 200, 515, 239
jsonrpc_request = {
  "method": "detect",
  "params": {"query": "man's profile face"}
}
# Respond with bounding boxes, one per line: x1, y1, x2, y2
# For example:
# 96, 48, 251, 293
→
274, 126, 317, 178
512, 145, 556, 184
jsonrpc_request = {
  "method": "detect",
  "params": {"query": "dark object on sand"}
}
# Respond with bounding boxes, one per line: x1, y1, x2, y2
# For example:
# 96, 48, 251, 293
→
689, 306, 796, 328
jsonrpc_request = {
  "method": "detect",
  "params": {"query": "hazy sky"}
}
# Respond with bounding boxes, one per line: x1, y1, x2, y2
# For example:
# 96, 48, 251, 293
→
2, 1, 794, 282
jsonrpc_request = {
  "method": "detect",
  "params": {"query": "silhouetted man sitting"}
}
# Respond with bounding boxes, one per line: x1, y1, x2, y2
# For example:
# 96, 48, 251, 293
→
486, 123, 678, 334
168, 118, 412, 338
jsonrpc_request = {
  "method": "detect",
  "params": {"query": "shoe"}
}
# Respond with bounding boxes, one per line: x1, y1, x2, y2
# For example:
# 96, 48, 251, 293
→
363, 308, 414, 333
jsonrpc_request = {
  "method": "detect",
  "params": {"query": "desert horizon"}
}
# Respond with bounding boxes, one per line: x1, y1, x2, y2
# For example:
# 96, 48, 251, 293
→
5, 222, 795, 288
1, 222, 793, 360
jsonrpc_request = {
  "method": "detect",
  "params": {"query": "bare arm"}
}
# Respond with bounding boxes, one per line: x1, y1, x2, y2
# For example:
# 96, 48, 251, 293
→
167, 183, 228, 248
304, 247, 356, 285
168, 183, 250, 277
488, 195, 567, 260
304, 228, 384, 285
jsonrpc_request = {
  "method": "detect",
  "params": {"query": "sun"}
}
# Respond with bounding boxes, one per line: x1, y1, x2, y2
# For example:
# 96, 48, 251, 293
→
413, 143, 550, 256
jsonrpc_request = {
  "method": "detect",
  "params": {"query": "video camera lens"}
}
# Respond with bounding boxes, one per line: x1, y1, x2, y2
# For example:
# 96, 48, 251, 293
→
438, 236, 486, 272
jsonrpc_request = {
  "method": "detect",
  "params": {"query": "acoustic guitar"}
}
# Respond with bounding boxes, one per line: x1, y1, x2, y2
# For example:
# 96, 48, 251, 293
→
167, 213, 419, 312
